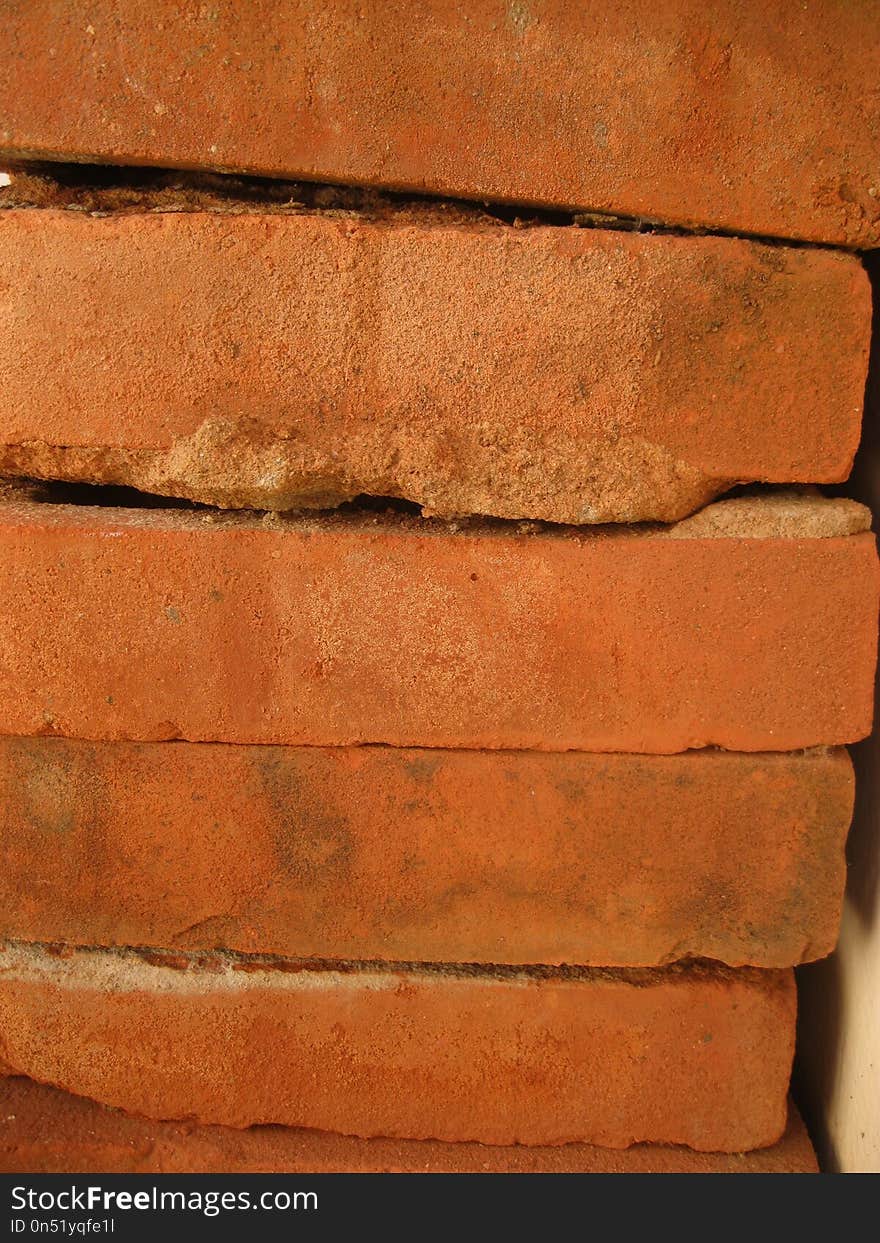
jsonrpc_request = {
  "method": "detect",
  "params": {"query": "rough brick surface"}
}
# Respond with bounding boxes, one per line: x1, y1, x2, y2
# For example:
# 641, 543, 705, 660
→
0, 737, 853, 968
0, 945, 796, 1151
0, 202, 869, 522
0, 1077, 817, 1174
0, 1, 877, 246
0, 492, 875, 752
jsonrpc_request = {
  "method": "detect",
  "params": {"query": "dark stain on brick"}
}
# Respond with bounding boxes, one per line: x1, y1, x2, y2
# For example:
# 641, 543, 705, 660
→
402, 755, 441, 783
255, 748, 354, 885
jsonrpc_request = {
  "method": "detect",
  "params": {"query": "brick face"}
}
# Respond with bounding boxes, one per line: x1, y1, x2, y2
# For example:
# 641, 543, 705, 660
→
0, 206, 869, 521
0, 1, 877, 245
0, 493, 875, 752
0, 1077, 818, 1173
0, 737, 853, 968
0, 944, 796, 1151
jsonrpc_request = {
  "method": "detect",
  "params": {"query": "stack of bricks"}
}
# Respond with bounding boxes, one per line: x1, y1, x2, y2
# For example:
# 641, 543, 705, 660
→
0, 3, 878, 1175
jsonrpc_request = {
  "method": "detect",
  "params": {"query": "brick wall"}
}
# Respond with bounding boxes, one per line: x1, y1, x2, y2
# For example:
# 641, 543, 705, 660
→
0, 2, 877, 1174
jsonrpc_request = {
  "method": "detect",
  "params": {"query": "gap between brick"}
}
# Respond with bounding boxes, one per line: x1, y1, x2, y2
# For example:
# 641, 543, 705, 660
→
0, 937, 764, 986
0, 163, 856, 253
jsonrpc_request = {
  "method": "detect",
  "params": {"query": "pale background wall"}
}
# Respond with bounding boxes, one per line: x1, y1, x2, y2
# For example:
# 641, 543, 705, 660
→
797, 250, 880, 1173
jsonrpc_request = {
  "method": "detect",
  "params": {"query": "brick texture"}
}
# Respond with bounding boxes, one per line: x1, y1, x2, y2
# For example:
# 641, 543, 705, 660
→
0, 1, 877, 245
0, 203, 869, 522
0, 944, 796, 1151
0, 492, 875, 752
0, 737, 853, 968
0, 1077, 817, 1174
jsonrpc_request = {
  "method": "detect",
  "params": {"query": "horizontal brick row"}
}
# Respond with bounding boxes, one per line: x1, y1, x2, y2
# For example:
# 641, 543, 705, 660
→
0, 1077, 817, 1174
0, 737, 852, 968
0, 202, 869, 521
0, 944, 795, 1151
0, 491, 875, 752
0, 1, 877, 245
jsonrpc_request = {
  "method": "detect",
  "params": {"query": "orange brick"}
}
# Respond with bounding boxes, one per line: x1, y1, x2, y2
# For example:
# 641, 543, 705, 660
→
0, 1, 877, 246
0, 203, 869, 522
0, 492, 875, 752
0, 944, 796, 1151
0, 737, 853, 968
0, 1077, 817, 1174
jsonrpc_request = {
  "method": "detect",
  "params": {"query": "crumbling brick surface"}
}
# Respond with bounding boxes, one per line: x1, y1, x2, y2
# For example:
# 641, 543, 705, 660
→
0, 202, 869, 521
0, 737, 853, 968
0, 1, 877, 245
0, 944, 796, 1151
0, 1076, 817, 1174
0, 492, 875, 752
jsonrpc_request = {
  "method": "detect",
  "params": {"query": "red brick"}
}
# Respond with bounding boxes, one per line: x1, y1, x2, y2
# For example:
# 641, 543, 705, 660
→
0, 1, 877, 246
0, 944, 796, 1151
0, 737, 853, 968
0, 492, 875, 752
0, 1077, 817, 1174
0, 202, 869, 522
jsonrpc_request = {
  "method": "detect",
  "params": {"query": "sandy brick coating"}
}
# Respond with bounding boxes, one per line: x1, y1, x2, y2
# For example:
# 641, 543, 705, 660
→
0, 1077, 817, 1174
0, 1, 877, 246
0, 737, 853, 968
0, 492, 875, 753
0, 944, 796, 1151
0, 204, 869, 521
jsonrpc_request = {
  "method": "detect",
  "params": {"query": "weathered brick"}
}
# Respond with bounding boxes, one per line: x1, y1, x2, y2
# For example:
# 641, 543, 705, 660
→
0, 200, 869, 521
0, 944, 796, 1151
0, 491, 875, 752
0, 1, 877, 246
0, 737, 853, 968
0, 1077, 817, 1174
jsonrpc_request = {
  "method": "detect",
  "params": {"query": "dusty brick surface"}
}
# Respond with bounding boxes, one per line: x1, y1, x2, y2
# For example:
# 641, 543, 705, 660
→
0, 1077, 817, 1174
0, 1, 877, 246
0, 492, 875, 752
0, 203, 869, 521
0, 944, 796, 1151
0, 737, 853, 968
